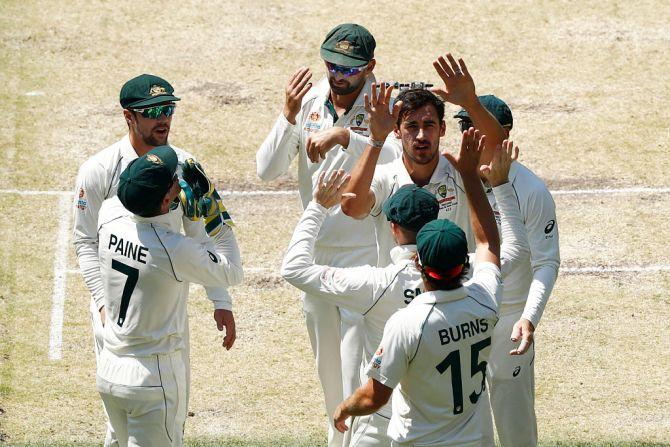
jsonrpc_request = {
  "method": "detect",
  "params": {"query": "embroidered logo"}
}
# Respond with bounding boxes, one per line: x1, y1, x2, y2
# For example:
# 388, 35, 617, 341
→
149, 85, 167, 96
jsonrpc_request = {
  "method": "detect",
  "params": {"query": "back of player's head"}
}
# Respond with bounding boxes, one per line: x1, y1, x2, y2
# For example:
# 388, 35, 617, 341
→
416, 219, 468, 289
382, 185, 439, 235
396, 89, 445, 126
118, 145, 178, 217
454, 94, 513, 130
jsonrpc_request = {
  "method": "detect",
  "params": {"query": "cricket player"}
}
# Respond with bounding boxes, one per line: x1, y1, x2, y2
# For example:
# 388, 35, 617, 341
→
256, 23, 400, 446
341, 53, 507, 267
454, 95, 560, 447
333, 130, 510, 446
96, 145, 243, 446
72, 74, 237, 445
283, 135, 528, 446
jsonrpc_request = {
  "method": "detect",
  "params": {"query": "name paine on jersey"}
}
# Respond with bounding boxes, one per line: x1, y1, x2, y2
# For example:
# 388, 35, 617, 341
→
108, 233, 148, 264
438, 318, 490, 345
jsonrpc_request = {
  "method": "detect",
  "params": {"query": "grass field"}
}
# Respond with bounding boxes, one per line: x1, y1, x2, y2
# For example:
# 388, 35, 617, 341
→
1, 0, 670, 445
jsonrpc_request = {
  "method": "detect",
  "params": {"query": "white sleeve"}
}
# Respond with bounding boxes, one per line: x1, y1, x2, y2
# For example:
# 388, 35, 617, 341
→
182, 216, 235, 311
521, 187, 560, 328
467, 262, 502, 306
370, 168, 392, 218
171, 225, 244, 288
346, 131, 402, 164
72, 161, 106, 310
256, 113, 300, 181
493, 183, 530, 277
365, 312, 416, 389
280, 202, 379, 314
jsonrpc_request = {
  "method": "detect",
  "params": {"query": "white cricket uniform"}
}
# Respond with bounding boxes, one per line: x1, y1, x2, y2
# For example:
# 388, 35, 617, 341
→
366, 262, 501, 447
257, 75, 401, 446
282, 183, 527, 447
483, 161, 560, 447
72, 135, 234, 446
370, 155, 475, 267
96, 197, 242, 446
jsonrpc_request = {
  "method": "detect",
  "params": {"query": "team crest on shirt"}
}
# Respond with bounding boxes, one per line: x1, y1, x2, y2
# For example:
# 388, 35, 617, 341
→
76, 187, 87, 211
304, 111, 323, 133
430, 182, 457, 213
349, 113, 369, 134
149, 85, 167, 96
146, 154, 163, 165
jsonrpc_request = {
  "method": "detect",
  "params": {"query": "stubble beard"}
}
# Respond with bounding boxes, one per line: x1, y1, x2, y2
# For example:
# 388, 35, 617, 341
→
403, 144, 439, 166
328, 76, 364, 96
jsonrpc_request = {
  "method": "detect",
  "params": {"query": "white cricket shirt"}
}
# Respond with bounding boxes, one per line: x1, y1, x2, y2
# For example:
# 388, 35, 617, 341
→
485, 161, 560, 327
366, 263, 501, 446
370, 155, 474, 266
97, 197, 243, 357
256, 75, 401, 249
72, 135, 234, 311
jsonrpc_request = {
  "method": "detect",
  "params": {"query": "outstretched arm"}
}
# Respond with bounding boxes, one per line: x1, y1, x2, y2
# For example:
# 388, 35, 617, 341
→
431, 53, 506, 153
341, 82, 401, 219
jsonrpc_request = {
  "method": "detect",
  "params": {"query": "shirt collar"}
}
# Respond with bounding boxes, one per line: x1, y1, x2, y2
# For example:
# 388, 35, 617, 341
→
131, 207, 178, 227
390, 244, 416, 264
411, 288, 468, 306
120, 134, 139, 161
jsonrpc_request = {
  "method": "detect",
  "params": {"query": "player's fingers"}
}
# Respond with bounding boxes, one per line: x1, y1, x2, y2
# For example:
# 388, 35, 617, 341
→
480, 165, 491, 176
307, 136, 317, 163
341, 192, 357, 198
476, 134, 486, 155
294, 70, 313, 94
446, 53, 460, 73
384, 82, 394, 105
510, 323, 522, 342
296, 81, 313, 100
437, 55, 454, 78
337, 174, 351, 191
513, 145, 520, 160
511, 337, 530, 356
364, 93, 371, 113
291, 67, 310, 87
459, 58, 471, 77
370, 82, 378, 106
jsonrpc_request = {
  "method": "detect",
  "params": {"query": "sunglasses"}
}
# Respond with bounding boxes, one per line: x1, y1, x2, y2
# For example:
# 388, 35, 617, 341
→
459, 119, 474, 132
132, 104, 176, 119
325, 61, 368, 77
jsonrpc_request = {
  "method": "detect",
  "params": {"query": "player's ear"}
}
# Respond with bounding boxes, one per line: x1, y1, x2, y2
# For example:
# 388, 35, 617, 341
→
366, 59, 376, 74
440, 120, 446, 137
123, 109, 134, 128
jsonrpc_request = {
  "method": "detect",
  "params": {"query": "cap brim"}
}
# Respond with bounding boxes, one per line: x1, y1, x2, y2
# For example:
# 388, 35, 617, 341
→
320, 48, 369, 67
127, 95, 180, 109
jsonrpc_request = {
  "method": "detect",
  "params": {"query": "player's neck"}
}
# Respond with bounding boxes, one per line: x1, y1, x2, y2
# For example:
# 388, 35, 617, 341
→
129, 133, 156, 157
403, 155, 439, 187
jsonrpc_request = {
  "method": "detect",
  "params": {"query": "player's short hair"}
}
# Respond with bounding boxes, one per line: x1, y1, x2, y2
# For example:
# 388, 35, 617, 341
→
396, 89, 445, 126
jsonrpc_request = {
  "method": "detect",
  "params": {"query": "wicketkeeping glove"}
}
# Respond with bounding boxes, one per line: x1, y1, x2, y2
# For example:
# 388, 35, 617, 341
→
179, 158, 235, 234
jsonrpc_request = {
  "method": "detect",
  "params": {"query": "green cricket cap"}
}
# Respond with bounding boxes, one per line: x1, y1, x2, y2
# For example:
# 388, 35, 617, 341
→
320, 23, 375, 67
120, 74, 181, 109
118, 146, 178, 216
416, 219, 468, 271
382, 185, 439, 233
454, 94, 513, 129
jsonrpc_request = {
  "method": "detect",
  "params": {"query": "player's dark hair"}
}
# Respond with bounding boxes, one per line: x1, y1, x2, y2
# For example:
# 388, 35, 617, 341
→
396, 89, 445, 126
414, 256, 470, 291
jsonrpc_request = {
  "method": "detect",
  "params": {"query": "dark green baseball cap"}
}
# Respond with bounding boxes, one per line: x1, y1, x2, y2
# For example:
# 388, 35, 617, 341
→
120, 74, 181, 109
417, 219, 468, 271
454, 94, 513, 129
118, 146, 178, 216
382, 185, 439, 233
320, 23, 375, 67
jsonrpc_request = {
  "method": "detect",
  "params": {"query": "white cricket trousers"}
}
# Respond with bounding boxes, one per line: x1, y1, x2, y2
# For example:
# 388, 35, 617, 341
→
305, 244, 376, 447
90, 299, 191, 447
486, 304, 537, 447
97, 349, 187, 447
349, 413, 391, 446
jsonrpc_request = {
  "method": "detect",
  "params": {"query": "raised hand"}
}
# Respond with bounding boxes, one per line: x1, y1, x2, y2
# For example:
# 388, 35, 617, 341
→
313, 169, 355, 209
480, 140, 519, 187
284, 67, 313, 124
443, 127, 486, 177
430, 53, 477, 107
364, 82, 402, 142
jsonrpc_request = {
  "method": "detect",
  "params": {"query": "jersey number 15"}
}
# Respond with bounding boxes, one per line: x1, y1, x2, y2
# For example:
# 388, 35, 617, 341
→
435, 337, 491, 415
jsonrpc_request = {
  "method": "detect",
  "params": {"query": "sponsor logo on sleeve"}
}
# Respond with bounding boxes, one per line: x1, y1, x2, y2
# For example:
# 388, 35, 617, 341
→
544, 219, 556, 238
76, 187, 87, 211
371, 347, 383, 369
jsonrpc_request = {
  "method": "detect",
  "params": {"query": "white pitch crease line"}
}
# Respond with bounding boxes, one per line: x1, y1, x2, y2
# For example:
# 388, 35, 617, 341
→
561, 265, 670, 274
3, 186, 670, 197
48, 194, 71, 361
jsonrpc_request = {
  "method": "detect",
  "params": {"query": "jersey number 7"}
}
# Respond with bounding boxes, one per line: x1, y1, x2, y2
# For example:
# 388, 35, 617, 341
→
435, 337, 491, 414
112, 260, 139, 327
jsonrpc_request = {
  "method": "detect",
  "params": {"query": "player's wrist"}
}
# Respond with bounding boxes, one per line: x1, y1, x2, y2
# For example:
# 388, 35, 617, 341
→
367, 136, 385, 149
283, 107, 298, 125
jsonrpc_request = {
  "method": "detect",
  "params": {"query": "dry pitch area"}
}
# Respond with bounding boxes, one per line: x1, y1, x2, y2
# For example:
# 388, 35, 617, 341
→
1, 0, 669, 446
